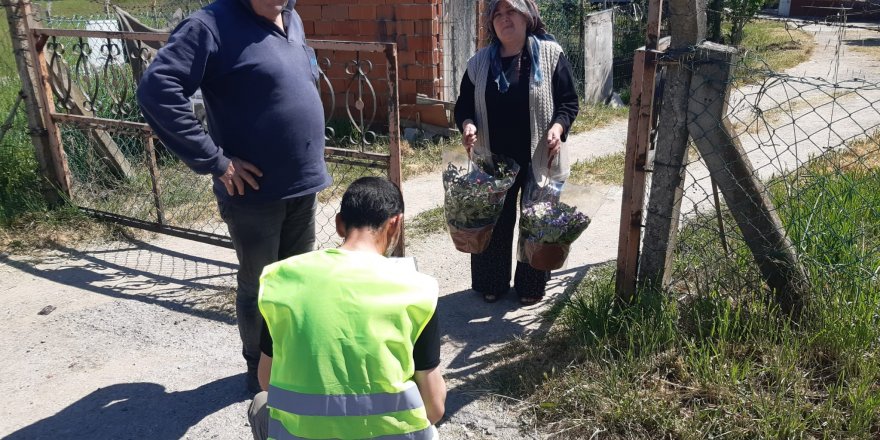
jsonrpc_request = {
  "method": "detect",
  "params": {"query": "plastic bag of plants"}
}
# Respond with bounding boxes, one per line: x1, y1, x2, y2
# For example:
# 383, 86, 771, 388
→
442, 152, 520, 253
518, 177, 592, 271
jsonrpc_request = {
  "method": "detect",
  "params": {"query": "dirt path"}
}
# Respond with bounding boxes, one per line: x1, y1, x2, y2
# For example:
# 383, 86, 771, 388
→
2, 23, 878, 439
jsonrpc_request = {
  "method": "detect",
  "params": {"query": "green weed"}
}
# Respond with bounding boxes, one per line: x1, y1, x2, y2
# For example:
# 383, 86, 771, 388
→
569, 152, 626, 186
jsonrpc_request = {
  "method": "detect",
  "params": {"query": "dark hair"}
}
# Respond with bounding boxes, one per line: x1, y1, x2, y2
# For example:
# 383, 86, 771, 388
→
339, 177, 404, 230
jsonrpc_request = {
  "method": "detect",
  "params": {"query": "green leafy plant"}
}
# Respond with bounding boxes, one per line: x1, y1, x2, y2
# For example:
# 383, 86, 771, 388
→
442, 157, 519, 229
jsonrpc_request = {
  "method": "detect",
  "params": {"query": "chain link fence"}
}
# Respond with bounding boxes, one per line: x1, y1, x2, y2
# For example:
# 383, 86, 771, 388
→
644, 26, 880, 312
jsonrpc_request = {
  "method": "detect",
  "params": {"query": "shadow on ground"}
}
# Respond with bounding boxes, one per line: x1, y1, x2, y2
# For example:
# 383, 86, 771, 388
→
437, 262, 608, 420
844, 37, 880, 47
0, 236, 237, 324
5, 375, 248, 439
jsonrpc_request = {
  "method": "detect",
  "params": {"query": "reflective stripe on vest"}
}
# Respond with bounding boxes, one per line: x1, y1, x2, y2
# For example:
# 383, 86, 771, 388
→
267, 382, 423, 417
268, 418, 436, 440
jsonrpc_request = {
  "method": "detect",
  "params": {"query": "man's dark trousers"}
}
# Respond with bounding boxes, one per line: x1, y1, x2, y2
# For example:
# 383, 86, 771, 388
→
218, 194, 317, 381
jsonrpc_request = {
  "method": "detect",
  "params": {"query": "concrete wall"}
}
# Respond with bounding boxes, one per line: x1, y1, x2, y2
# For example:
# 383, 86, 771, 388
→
584, 9, 614, 104
441, 0, 478, 101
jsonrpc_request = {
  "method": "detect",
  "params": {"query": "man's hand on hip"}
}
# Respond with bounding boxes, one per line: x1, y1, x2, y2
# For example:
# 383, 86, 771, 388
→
219, 157, 263, 196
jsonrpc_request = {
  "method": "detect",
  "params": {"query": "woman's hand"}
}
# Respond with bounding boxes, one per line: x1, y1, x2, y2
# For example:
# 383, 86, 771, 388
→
546, 123, 564, 166
462, 120, 477, 155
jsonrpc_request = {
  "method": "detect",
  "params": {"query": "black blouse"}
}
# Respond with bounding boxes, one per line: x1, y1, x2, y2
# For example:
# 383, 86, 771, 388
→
454, 50, 580, 170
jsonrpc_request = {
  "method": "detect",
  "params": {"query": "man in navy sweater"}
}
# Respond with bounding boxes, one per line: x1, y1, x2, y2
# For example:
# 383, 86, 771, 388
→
137, 0, 330, 393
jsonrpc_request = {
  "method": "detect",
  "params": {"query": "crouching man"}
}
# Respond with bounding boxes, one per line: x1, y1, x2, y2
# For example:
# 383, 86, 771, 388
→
248, 176, 447, 439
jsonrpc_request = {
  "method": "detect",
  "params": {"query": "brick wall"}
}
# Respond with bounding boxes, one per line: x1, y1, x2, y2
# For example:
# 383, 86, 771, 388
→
297, 0, 444, 124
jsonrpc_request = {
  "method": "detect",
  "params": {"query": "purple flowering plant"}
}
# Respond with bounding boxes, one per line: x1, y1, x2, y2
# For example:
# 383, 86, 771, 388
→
442, 156, 519, 229
519, 201, 591, 244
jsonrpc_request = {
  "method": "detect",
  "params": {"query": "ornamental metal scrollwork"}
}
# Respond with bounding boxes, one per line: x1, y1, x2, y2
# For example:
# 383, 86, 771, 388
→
343, 56, 378, 150
46, 35, 140, 121
46, 37, 74, 111
318, 56, 337, 143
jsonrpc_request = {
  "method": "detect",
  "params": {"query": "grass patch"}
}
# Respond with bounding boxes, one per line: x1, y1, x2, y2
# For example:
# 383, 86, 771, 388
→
737, 20, 815, 82
497, 136, 880, 437
400, 138, 445, 180
569, 152, 626, 186
0, 205, 128, 252
0, 15, 50, 228
845, 37, 880, 60
569, 103, 629, 136
407, 206, 445, 240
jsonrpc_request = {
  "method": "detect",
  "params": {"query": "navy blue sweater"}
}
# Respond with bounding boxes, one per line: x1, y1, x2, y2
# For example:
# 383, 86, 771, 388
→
137, 0, 330, 205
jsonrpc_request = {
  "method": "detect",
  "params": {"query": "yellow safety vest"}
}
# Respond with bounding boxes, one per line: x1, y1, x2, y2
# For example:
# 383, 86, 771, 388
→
258, 249, 438, 439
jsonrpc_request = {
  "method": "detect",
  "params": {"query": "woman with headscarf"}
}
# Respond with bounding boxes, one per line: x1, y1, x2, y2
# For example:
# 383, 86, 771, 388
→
454, 0, 579, 305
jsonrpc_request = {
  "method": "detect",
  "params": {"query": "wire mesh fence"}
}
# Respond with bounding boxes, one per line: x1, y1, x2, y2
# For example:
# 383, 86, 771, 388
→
645, 30, 880, 311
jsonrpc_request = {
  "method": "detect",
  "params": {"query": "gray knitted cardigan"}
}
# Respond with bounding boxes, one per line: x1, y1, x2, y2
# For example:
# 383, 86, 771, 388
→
466, 38, 569, 186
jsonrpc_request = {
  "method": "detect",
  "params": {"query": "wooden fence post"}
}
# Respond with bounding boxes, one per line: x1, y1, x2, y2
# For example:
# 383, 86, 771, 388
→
4, 0, 70, 203
614, 0, 664, 302
687, 42, 809, 316
386, 42, 405, 257
638, 0, 706, 288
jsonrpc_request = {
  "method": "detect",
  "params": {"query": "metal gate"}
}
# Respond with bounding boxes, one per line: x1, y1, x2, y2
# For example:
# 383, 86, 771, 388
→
17, 3, 403, 252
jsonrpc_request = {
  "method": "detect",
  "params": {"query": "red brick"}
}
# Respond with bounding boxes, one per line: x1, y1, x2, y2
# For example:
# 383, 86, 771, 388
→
303, 20, 315, 36
377, 5, 395, 20
313, 20, 333, 37
396, 4, 433, 20
297, 5, 321, 21
375, 21, 396, 41
405, 64, 436, 80
322, 5, 349, 20
416, 79, 440, 97
359, 21, 380, 38
396, 35, 409, 51
397, 50, 416, 65
349, 5, 376, 20
413, 20, 437, 36
331, 20, 359, 36
400, 79, 417, 97
396, 21, 415, 36
403, 35, 437, 52
416, 50, 440, 65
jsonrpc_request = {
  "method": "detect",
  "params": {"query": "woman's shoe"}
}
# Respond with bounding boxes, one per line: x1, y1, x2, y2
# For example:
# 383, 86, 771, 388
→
519, 296, 542, 306
482, 292, 500, 303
